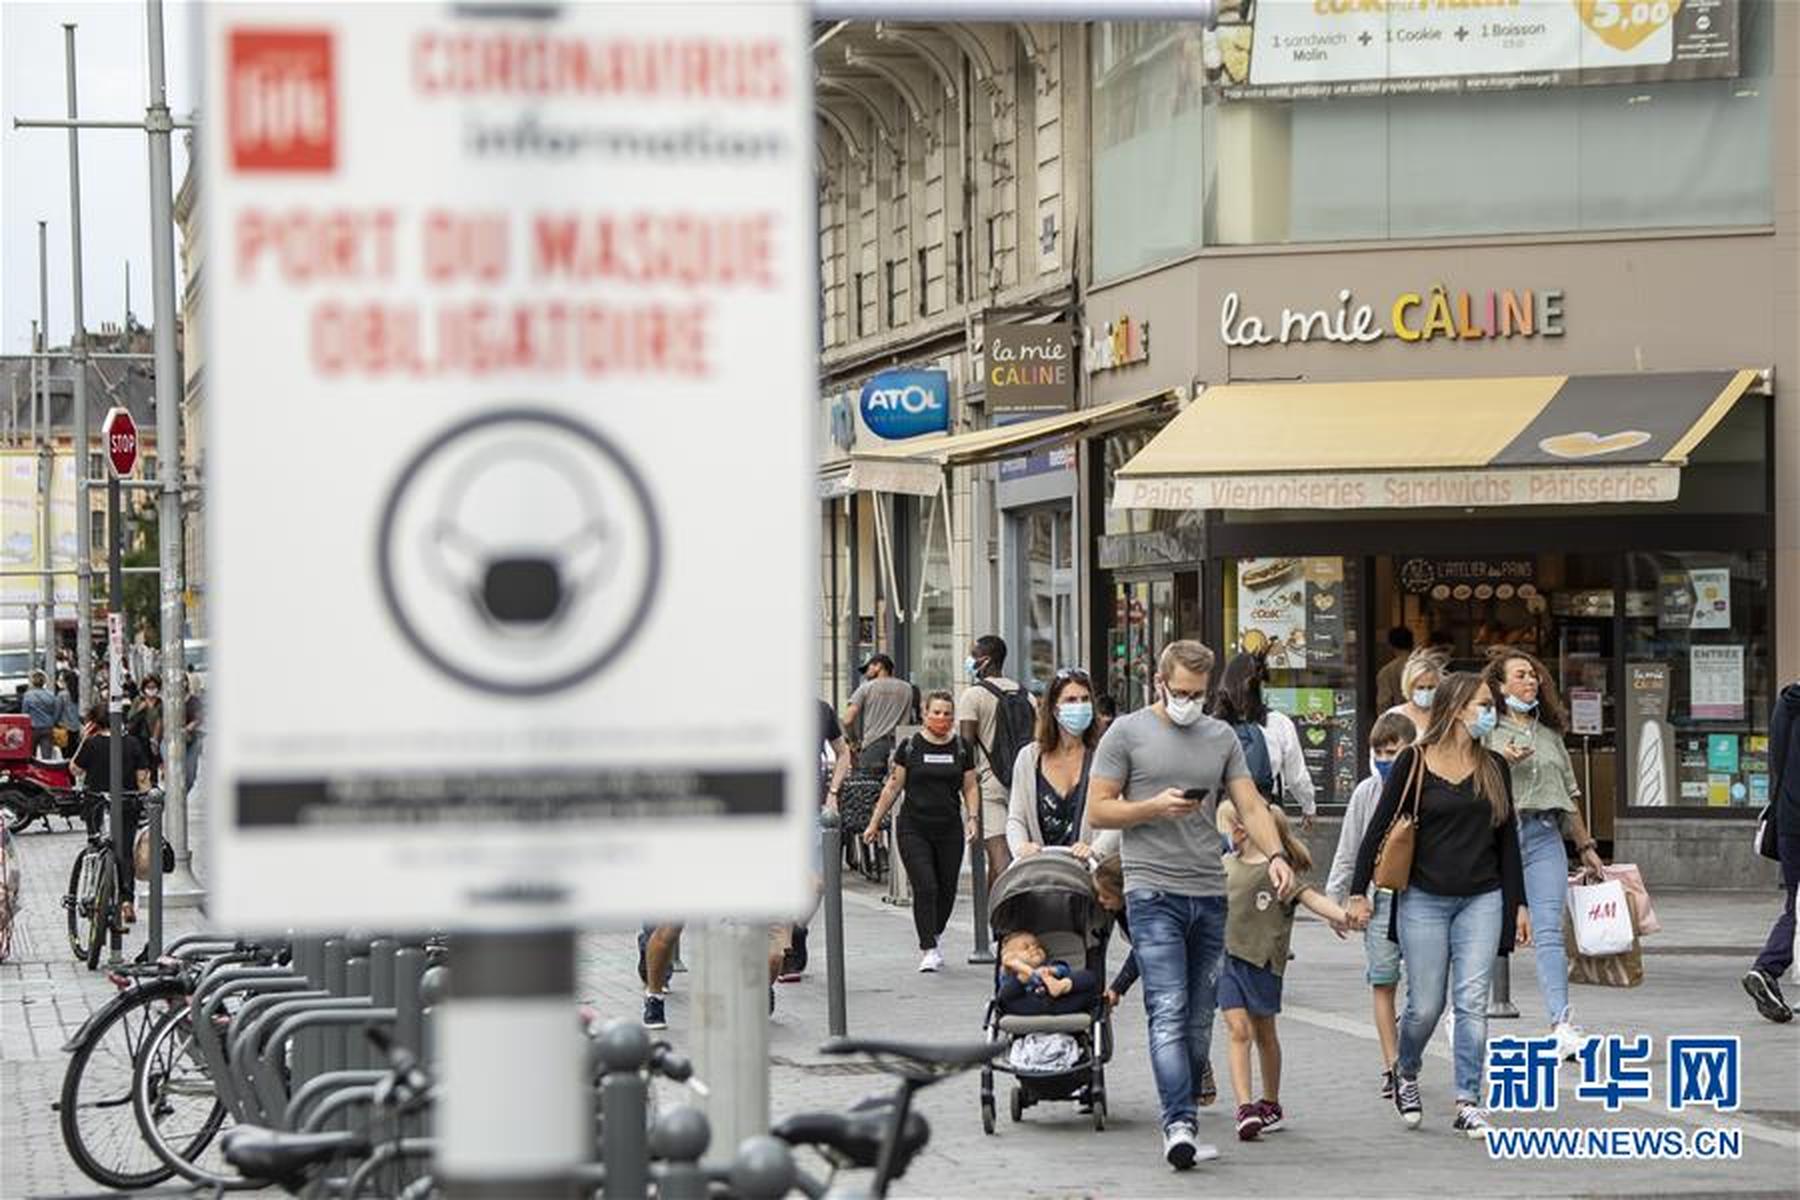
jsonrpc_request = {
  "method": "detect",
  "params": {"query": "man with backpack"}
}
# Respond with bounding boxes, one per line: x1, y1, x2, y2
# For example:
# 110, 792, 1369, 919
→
957, 634, 1036, 878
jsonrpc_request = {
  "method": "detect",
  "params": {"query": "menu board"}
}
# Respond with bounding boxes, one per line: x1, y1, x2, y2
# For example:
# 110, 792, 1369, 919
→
1236, 557, 1347, 670
1265, 686, 1356, 806
1689, 644, 1746, 721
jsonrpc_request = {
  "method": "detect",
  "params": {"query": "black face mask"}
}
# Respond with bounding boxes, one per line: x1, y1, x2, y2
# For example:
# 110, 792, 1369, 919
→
479, 557, 566, 626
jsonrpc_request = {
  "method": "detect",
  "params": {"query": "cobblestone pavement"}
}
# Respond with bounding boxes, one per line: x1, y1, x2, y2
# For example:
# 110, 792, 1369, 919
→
5, 823, 1797, 1198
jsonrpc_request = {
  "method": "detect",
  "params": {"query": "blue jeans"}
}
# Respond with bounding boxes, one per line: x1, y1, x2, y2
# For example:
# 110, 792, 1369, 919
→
1124, 890, 1226, 1130
1517, 811, 1572, 1025
1396, 887, 1502, 1104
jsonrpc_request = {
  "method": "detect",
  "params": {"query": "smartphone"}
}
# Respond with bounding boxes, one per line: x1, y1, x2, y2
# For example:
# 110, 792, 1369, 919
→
1180, 788, 1211, 803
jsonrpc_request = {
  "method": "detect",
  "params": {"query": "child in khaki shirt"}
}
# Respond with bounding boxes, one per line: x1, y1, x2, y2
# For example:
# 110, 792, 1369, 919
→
1216, 800, 1355, 1143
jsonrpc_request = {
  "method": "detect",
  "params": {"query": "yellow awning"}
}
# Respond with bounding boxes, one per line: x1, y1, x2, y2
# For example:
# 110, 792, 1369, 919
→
1114, 371, 1758, 511
842, 390, 1178, 495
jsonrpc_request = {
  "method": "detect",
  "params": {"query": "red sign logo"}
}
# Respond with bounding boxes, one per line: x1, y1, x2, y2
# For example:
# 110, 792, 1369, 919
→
102, 407, 139, 478
229, 29, 336, 172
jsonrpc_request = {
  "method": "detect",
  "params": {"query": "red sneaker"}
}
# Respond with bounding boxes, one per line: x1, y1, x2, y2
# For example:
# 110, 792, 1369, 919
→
1235, 1103, 1263, 1141
1256, 1099, 1284, 1132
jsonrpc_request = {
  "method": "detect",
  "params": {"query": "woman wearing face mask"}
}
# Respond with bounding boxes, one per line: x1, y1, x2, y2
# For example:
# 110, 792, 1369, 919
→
1007, 668, 1100, 861
863, 691, 980, 973
1484, 650, 1605, 1060
1348, 672, 1527, 1139
1387, 648, 1449, 737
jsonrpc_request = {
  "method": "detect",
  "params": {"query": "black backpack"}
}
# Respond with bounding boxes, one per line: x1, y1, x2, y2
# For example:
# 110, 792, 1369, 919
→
978, 681, 1036, 790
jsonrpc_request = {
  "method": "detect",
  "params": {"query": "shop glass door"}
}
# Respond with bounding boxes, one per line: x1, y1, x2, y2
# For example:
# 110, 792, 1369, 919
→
1014, 503, 1077, 688
1106, 572, 1201, 713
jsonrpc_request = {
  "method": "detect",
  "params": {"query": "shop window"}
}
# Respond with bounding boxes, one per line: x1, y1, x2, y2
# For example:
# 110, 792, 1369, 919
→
1623, 551, 1771, 813
1202, 0, 1772, 245
1090, 22, 1207, 281
1222, 557, 1362, 811
1106, 573, 1200, 716
1013, 503, 1077, 690
899, 494, 956, 695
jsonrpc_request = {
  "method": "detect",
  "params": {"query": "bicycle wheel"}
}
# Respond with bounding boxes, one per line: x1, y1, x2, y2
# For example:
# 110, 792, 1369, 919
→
59, 977, 188, 1190
133, 1000, 233, 1185
85, 851, 116, 971
66, 847, 96, 963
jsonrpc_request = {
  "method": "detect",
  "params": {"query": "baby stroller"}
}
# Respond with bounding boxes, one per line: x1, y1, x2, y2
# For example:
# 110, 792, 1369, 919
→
979, 849, 1114, 1134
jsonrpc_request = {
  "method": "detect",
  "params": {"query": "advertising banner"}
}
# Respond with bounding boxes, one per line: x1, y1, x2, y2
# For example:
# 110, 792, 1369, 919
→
204, 2, 814, 928
1208, 0, 1739, 101
1, 452, 78, 613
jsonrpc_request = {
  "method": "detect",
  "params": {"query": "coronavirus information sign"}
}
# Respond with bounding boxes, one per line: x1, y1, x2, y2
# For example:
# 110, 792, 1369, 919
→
203, 2, 814, 927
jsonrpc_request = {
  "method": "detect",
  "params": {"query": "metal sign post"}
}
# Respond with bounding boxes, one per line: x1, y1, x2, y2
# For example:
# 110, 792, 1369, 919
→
102, 405, 138, 967
200, 3, 813, 1190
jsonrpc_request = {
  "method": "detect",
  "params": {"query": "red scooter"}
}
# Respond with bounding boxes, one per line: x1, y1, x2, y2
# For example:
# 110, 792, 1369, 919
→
0, 714, 85, 833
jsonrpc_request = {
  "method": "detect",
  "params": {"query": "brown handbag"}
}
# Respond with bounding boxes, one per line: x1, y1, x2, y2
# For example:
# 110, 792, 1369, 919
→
1372, 749, 1426, 893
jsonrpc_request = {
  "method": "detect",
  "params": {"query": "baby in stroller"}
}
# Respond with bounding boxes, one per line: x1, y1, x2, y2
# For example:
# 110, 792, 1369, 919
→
980, 849, 1114, 1133
998, 931, 1102, 1015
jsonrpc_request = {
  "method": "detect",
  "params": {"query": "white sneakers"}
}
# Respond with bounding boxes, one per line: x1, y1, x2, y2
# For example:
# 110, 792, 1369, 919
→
918, 948, 945, 973
1552, 1021, 1588, 1061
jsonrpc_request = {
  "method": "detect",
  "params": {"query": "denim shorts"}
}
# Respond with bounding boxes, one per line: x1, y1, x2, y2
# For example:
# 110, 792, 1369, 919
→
1217, 953, 1284, 1016
1364, 889, 1403, 987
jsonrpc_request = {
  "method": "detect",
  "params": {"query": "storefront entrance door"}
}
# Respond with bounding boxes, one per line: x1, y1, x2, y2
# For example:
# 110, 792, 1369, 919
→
1106, 572, 1201, 713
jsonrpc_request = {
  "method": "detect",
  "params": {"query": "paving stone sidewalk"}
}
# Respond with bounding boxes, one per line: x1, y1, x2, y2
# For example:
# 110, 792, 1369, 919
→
5, 823, 1797, 1198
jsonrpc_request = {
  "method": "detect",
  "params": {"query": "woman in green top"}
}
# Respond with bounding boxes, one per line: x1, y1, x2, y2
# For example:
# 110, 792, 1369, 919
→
1484, 650, 1606, 1060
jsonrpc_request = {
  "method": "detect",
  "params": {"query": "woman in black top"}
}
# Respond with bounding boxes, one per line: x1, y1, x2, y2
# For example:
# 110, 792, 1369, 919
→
862, 690, 978, 973
1349, 672, 1527, 1138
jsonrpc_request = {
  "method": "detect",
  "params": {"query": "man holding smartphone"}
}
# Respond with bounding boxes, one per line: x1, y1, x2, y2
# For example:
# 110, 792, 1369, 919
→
1088, 639, 1301, 1171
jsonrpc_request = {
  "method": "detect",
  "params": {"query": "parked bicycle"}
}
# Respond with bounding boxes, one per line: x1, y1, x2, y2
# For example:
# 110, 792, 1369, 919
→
63, 788, 147, 969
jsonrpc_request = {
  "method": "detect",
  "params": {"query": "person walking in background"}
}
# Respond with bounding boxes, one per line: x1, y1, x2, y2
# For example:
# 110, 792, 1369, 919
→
1745, 678, 1800, 1023
1387, 648, 1449, 738
20, 671, 60, 757
1349, 672, 1527, 1139
1087, 640, 1295, 1172
1375, 627, 1416, 712
843, 653, 912, 771
1327, 711, 1418, 1100
1094, 694, 1119, 739
863, 691, 979, 972
957, 635, 1033, 880
1210, 653, 1318, 830
1007, 667, 1099, 860
1484, 650, 1606, 1058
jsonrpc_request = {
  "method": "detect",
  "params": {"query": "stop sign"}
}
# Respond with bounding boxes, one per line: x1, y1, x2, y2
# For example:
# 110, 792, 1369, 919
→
102, 406, 139, 478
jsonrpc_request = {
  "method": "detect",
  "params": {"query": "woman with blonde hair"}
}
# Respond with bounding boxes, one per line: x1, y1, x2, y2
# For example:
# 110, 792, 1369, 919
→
1484, 648, 1605, 1060
1349, 672, 1526, 1138
1387, 647, 1450, 736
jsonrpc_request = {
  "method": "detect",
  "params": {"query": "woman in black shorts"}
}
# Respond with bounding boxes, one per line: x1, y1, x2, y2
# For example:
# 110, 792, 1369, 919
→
862, 690, 979, 973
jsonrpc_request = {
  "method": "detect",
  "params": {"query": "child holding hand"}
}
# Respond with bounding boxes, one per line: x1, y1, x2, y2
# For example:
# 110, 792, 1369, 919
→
1217, 799, 1359, 1141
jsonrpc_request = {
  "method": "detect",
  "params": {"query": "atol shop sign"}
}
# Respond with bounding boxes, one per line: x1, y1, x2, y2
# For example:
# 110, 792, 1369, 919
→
1220, 287, 1565, 349
859, 369, 950, 440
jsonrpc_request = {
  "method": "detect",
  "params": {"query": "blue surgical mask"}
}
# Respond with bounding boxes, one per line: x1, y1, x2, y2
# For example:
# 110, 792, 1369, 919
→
964, 656, 980, 679
1468, 706, 1498, 739
1411, 687, 1436, 709
1057, 702, 1094, 736
1373, 758, 1394, 782
1505, 694, 1538, 714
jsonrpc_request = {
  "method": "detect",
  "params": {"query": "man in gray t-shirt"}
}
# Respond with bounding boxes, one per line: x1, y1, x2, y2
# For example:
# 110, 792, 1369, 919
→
1092, 707, 1248, 899
845, 654, 914, 769
1087, 639, 1295, 1169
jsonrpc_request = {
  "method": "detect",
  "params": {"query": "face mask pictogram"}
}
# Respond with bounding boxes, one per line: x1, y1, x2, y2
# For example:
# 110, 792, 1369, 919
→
426, 445, 613, 639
